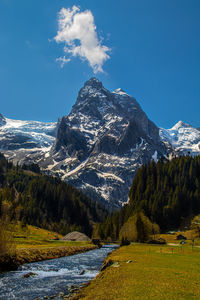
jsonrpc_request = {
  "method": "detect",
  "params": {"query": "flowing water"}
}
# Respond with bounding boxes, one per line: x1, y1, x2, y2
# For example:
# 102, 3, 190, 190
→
0, 245, 117, 300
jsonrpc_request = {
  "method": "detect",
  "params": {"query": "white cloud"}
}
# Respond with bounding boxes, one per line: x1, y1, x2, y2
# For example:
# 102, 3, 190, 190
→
54, 5, 110, 73
56, 56, 71, 68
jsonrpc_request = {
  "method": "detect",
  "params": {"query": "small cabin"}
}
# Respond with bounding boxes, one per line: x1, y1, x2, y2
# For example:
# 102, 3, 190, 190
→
62, 231, 91, 241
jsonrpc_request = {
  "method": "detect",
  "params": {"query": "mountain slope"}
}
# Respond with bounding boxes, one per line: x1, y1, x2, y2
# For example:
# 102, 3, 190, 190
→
0, 154, 106, 236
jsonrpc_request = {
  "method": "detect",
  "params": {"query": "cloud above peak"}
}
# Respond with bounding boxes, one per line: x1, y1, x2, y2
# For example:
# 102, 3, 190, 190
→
54, 6, 110, 73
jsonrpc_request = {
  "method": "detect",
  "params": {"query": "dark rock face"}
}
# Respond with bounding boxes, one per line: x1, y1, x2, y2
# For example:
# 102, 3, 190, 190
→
0, 114, 6, 126
0, 133, 38, 150
47, 78, 169, 209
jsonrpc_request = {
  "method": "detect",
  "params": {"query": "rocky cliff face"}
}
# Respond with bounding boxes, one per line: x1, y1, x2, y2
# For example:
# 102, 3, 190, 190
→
41, 78, 168, 209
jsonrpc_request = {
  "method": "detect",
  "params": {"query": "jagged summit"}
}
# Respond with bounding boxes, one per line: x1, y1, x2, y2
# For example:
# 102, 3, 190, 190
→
83, 77, 103, 89
171, 120, 192, 130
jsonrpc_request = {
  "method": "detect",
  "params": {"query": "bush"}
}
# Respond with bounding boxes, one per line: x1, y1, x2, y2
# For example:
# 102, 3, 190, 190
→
120, 237, 130, 246
147, 238, 166, 245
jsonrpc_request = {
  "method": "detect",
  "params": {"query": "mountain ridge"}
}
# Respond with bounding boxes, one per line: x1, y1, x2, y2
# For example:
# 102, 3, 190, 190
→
0, 78, 199, 209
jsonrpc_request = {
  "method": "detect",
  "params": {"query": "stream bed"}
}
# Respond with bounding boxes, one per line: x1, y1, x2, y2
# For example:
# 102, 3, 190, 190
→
0, 245, 117, 300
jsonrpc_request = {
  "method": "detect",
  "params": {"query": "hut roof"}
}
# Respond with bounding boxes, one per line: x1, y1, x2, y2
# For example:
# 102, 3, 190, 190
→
62, 231, 91, 241
176, 234, 187, 240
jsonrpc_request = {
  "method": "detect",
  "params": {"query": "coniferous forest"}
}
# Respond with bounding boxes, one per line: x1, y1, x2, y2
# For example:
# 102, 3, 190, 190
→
0, 153, 106, 236
1, 152, 200, 241
97, 155, 200, 241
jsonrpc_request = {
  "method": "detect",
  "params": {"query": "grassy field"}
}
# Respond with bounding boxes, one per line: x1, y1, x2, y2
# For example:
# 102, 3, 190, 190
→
0, 222, 96, 272
7, 222, 92, 249
77, 243, 200, 300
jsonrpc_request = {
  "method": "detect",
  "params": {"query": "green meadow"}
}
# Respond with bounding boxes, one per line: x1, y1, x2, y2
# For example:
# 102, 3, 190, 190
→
0, 222, 96, 272
78, 243, 200, 300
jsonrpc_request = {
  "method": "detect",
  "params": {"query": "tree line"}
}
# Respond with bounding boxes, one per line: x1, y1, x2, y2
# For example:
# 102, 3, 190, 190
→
0, 153, 107, 236
96, 155, 200, 241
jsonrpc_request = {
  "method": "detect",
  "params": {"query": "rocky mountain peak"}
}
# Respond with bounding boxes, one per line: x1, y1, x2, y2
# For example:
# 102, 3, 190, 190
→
171, 121, 192, 130
84, 77, 103, 89
74, 77, 108, 110
49, 78, 168, 209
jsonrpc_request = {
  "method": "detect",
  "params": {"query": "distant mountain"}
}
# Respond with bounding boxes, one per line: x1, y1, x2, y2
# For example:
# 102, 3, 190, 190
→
160, 121, 200, 156
1, 78, 199, 209
0, 116, 57, 164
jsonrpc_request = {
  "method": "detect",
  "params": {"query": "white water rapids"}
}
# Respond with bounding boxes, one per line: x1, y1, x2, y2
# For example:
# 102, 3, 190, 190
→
0, 245, 117, 300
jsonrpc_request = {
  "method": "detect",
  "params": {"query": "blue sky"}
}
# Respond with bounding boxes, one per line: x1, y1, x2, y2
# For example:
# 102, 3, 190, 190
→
0, 0, 200, 129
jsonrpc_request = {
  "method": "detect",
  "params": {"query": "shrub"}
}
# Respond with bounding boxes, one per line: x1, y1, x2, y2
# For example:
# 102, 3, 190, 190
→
120, 237, 130, 246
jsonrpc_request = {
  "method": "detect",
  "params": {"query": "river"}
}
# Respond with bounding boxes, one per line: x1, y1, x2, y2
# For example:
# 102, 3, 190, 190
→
0, 245, 117, 300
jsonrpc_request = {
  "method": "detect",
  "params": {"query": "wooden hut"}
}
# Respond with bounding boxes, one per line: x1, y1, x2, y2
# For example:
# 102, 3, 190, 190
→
62, 231, 91, 241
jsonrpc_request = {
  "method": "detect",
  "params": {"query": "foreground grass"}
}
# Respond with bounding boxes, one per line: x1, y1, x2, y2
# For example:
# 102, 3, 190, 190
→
77, 243, 200, 300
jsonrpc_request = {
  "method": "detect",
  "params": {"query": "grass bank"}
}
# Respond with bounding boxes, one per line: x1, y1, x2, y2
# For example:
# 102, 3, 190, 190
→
76, 243, 200, 299
0, 223, 97, 273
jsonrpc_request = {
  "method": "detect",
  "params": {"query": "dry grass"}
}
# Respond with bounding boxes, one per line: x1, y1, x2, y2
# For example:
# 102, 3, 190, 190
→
77, 243, 200, 300
15, 244, 97, 266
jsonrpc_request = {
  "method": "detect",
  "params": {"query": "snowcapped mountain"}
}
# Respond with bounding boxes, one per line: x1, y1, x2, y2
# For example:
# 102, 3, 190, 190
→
40, 78, 168, 209
160, 121, 200, 156
1, 78, 199, 209
0, 117, 57, 164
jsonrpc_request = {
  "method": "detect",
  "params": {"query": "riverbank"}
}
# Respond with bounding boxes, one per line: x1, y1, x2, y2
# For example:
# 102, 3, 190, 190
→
75, 243, 200, 299
0, 244, 98, 273
0, 245, 115, 300
0, 223, 98, 273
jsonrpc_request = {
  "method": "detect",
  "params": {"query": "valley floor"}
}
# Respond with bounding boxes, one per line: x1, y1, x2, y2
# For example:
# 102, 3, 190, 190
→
76, 243, 200, 300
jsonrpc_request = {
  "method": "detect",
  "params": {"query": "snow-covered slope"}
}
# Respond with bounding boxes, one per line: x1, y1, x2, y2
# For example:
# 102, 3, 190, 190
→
160, 121, 200, 155
0, 117, 57, 164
